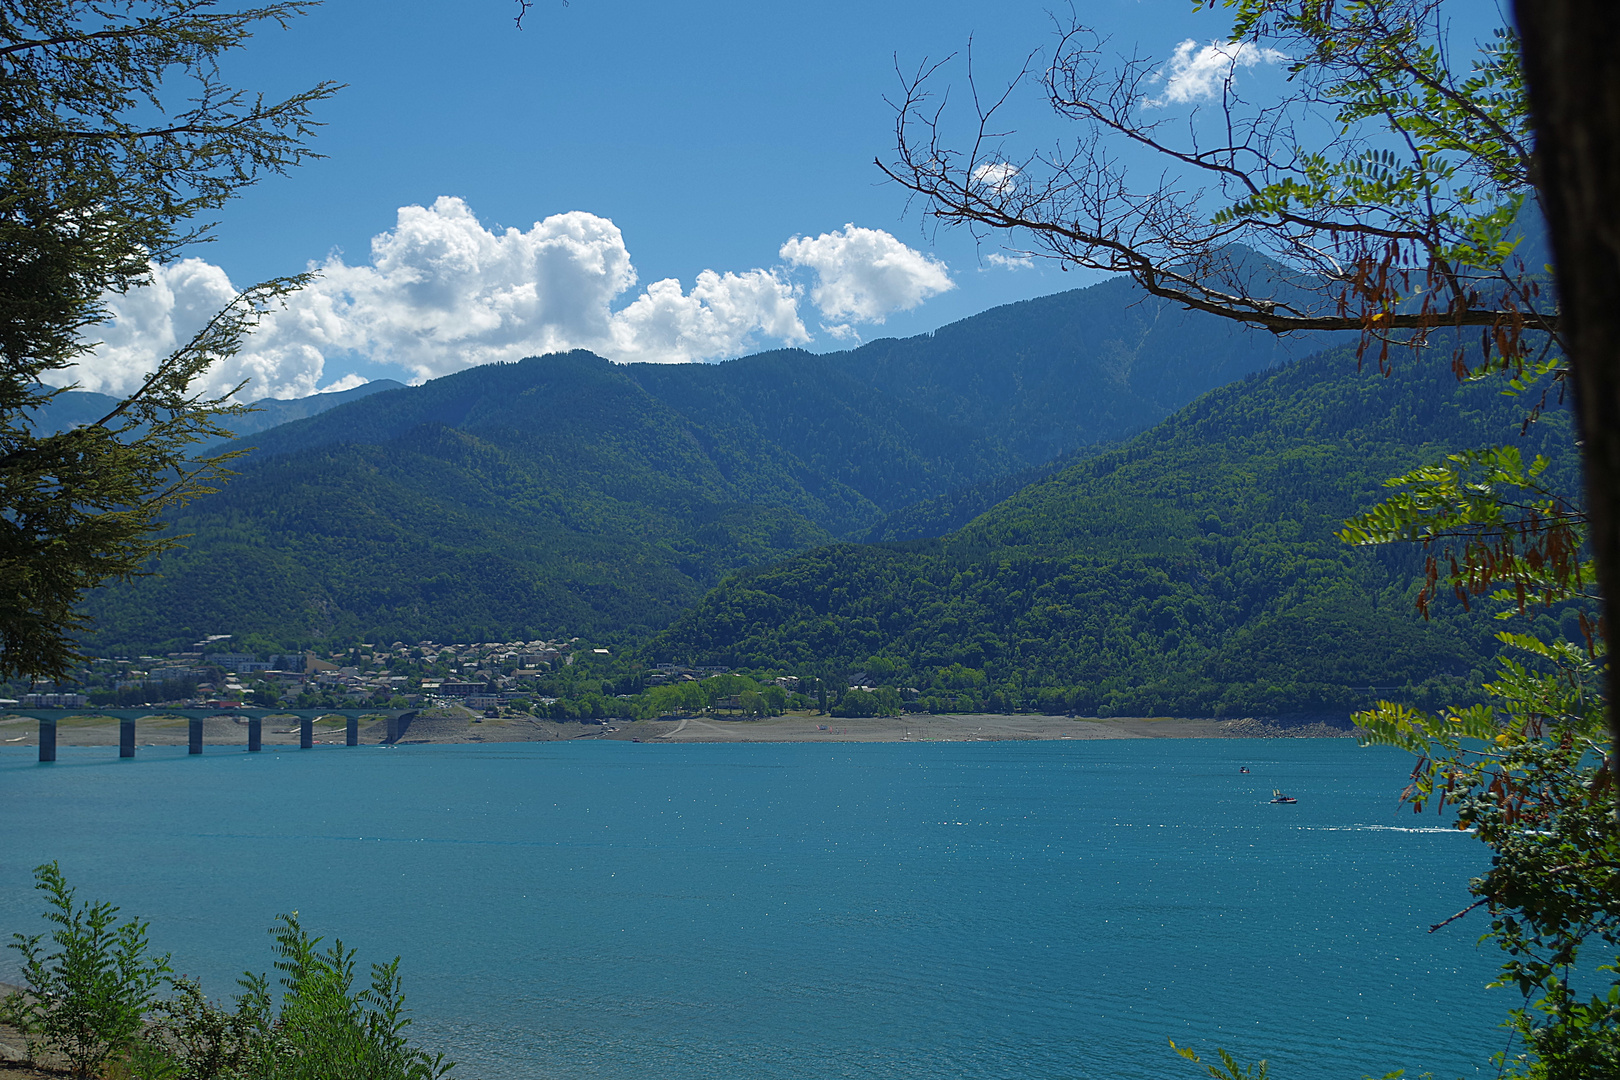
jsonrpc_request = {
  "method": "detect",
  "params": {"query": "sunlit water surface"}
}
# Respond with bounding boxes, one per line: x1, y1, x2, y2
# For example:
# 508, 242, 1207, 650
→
1, 739, 1505, 1079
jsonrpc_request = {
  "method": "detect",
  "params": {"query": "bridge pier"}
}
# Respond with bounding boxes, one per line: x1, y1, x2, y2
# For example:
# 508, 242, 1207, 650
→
188, 718, 203, 754
38, 717, 55, 762
120, 719, 135, 758
346, 715, 358, 746
300, 716, 313, 749
248, 717, 262, 751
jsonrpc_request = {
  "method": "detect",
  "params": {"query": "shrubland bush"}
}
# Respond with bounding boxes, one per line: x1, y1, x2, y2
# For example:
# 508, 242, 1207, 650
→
2, 865, 451, 1080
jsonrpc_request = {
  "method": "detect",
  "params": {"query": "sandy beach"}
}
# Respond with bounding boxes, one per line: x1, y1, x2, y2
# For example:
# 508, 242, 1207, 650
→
0, 709, 1354, 749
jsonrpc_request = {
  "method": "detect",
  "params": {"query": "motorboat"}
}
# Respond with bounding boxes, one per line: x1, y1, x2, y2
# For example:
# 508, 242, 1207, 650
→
1270, 790, 1297, 804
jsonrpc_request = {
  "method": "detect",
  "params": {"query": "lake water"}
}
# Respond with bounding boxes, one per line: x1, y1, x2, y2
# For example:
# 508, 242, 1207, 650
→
0, 739, 1507, 1080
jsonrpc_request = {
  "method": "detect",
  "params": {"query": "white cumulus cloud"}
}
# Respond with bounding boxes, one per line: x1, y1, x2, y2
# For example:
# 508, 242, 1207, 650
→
1146, 39, 1287, 107
317, 372, 371, 394
971, 161, 1020, 194
83, 257, 241, 395
58, 200, 954, 400
780, 224, 954, 324
610, 267, 807, 366
985, 252, 1035, 271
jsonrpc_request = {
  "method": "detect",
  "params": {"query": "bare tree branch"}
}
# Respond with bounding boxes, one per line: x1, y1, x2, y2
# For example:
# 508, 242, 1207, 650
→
879, 2, 1554, 368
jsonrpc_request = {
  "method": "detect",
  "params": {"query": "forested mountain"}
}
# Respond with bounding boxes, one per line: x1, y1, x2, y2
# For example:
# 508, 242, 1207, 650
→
652, 344, 1582, 721
860, 447, 1105, 543
78, 277, 1327, 653
820, 268, 1325, 465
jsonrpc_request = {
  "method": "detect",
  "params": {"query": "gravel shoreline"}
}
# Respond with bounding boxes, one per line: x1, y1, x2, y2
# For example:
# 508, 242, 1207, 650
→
0, 709, 1356, 748
0, 982, 52, 1080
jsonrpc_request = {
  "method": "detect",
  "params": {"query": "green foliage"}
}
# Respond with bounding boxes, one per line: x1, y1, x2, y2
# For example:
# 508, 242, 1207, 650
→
1357, 627, 1617, 1079
1341, 445, 1593, 627
542, 671, 792, 722
1170, 1040, 1269, 1080
1, 862, 173, 1078
136, 976, 270, 1080
830, 687, 902, 717
887, 0, 1552, 379
138, 922, 453, 1080
226, 912, 452, 1080
1212, 0, 1532, 285
0, 0, 337, 680
2, 867, 450, 1080
636, 679, 709, 718
863, 445, 1107, 543
1038, 2, 1614, 1077
656, 344, 1573, 720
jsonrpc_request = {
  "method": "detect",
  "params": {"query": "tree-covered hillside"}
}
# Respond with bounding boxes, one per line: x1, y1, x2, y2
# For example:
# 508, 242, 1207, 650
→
82, 353, 848, 649
820, 265, 1333, 465
652, 347, 1583, 721
77, 277, 1324, 653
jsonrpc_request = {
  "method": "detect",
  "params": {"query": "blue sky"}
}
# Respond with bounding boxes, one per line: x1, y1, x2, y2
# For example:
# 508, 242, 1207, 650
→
209, 0, 1199, 302
73, 0, 1508, 400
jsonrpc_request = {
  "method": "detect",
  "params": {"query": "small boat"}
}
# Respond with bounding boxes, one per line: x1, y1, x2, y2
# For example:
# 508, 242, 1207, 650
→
1239, 766, 1250, 774
1270, 790, 1297, 804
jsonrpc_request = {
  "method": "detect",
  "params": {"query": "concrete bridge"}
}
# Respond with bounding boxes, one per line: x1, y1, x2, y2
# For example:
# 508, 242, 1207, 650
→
21, 709, 417, 761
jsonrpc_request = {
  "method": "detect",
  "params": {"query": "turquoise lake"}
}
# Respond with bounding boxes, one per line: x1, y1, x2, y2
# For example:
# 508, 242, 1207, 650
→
1, 739, 1506, 1079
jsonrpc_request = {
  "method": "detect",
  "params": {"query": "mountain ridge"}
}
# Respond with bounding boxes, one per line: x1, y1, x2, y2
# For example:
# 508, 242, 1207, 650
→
28, 378, 406, 440
74, 275, 1343, 653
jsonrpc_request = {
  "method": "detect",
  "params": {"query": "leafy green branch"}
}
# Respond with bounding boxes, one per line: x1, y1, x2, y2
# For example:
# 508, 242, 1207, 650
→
0, 862, 172, 1077
1, 865, 453, 1080
1339, 445, 1594, 627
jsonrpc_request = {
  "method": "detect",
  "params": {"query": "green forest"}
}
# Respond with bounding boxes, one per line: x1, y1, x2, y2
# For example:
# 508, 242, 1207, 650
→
651, 342, 1581, 721
71, 275, 1333, 654
44, 259, 1581, 725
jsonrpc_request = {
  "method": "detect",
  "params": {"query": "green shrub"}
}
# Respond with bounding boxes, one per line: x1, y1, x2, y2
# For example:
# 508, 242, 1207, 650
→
3, 866, 452, 1080
131, 976, 270, 1080
1, 862, 172, 1078
223, 912, 452, 1080
830, 687, 903, 717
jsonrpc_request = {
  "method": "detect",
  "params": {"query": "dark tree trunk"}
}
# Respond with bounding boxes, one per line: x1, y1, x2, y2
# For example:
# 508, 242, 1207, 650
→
1514, 0, 1620, 784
